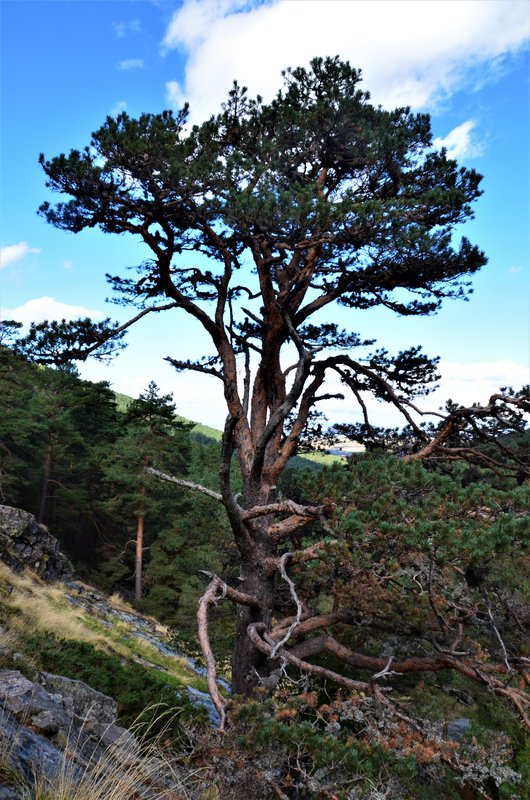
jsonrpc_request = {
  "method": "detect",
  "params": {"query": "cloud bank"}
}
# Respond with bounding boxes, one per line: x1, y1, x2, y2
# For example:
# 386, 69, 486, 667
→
162, 0, 530, 121
2, 297, 104, 327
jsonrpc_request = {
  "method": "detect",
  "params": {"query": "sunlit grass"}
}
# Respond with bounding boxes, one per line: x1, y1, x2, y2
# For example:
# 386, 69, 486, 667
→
0, 562, 205, 689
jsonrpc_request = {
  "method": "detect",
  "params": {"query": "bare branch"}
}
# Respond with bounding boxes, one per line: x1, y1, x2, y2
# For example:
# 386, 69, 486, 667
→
485, 595, 512, 673
269, 514, 314, 541
270, 610, 354, 640
371, 656, 402, 682
269, 553, 303, 659
146, 468, 223, 502
247, 623, 373, 693
198, 570, 260, 608
197, 576, 229, 730
241, 499, 333, 522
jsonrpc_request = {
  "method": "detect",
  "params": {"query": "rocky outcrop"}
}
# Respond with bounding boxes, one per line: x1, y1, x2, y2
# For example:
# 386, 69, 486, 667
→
0, 506, 73, 580
0, 668, 143, 797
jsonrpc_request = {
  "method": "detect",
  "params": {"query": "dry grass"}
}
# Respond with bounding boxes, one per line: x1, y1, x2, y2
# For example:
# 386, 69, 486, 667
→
107, 591, 136, 613
0, 705, 198, 800
0, 563, 107, 648
0, 562, 200, 687
27, 745, 190, 800
0, 564, 217, 798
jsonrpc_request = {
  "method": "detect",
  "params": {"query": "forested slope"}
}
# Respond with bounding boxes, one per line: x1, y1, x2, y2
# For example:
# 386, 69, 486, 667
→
1, 344, 529, 798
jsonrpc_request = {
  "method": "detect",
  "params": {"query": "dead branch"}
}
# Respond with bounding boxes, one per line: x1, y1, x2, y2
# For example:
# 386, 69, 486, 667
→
288, 541, 339, 565
269, 553, 303, 659
241, 499, 333, 522
288, 634, 530, 729
146, 468, 223, 502
484, 595, 512, 672
247, 622, 373, 694
270, 611, 354, 641
197, 576, 229, 730
198, 570, 260, 608
268, 516, 306, 539
371, 656, 402, 682
404, 392, 530, 472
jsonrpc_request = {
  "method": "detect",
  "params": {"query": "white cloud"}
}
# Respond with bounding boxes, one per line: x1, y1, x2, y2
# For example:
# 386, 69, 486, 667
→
433, 120, 483, 160
113, 19, 141, 38
0, 242, 41, 269
166, 80, 185, 110
430, 359, 529, 410
1, 297, 104, 328
161, 0, 530, 121
80, 346, 529, 432
117, 58, 144, 70
111, 100, 127, 116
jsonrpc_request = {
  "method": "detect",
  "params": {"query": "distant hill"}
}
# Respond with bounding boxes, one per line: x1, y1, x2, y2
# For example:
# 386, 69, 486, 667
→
113, 390, 340, 465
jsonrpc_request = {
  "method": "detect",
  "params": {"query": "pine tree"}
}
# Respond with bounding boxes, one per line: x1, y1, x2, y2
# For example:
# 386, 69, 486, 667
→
103, 382, 191, 603
18, 56, 529, 717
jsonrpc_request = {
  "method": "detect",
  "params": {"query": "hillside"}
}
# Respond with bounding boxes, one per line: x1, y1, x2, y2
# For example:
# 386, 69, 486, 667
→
0, 508, 223, 798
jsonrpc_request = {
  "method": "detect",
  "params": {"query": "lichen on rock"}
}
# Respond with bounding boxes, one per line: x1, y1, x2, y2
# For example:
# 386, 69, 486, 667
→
0, 506, 73, 581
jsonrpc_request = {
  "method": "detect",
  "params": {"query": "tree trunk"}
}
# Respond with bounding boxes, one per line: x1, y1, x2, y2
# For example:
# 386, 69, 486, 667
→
231, 537, 277, 696
135, 513, 144, 603
38, 442, 53, 523
135, 485, 146, 604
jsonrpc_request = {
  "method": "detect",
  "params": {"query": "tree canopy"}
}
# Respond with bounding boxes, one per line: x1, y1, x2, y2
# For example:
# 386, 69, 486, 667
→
17, 56, 529, 741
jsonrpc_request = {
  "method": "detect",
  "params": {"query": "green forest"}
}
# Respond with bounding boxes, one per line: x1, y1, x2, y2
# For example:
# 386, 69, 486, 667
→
1, 343, 529, 799
1, 56, 530, 798
0, 343, 232, 631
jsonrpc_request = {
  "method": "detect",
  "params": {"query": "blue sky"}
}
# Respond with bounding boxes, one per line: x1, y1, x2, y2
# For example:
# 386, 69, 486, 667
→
1, 0, 529, 427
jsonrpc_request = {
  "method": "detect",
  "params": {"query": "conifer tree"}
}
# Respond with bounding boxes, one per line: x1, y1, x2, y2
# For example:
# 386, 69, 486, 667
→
103, 382, 191, 603
18, 57, 529, 722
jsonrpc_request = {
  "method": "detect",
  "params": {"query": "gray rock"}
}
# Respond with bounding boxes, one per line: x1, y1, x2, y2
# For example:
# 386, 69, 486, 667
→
0, 703, 78, 789
0, 789, 21, 800
0, 668, 184, 799
0, 506, 73, 581
445, 717, 472, 740
40, 672, 118, 727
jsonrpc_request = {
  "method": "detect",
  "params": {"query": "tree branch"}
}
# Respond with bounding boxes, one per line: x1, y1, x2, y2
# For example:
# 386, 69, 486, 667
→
198, 571, 260, 608
197, 576, 229, 730
269, 553, 303, 659
145, 468, 223, 502
165, 357, 223, 379
247, 623, 372, 693
241, 499, 333, 522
